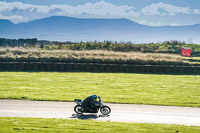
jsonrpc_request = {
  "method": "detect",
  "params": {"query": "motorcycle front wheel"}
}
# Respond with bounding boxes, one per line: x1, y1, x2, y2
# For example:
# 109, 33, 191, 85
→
74, 105, 83, 114
100, 106, 111, 115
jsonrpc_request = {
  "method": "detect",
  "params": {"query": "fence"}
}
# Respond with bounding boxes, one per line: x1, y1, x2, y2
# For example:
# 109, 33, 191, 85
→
0, 62, 200, 74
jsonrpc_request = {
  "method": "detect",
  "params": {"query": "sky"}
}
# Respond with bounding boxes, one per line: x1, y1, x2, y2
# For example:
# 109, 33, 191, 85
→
0, 0, 200, 26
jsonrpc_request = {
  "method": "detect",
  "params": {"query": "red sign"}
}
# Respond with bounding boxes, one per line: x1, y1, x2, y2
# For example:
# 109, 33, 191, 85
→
181, 48, 192, 57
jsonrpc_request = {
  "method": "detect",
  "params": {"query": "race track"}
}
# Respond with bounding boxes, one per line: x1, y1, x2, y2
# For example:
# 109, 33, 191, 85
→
0, 100, 199, 126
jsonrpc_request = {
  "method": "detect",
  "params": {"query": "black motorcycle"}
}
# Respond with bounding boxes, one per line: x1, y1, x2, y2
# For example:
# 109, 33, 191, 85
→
74, 97, 111, 115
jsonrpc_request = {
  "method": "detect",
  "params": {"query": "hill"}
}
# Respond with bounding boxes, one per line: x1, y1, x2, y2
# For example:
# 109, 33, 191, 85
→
0, 16, 200, 43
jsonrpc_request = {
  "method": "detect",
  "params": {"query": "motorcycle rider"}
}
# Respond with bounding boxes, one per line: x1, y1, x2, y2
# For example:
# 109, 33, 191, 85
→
81, 94, 99, 112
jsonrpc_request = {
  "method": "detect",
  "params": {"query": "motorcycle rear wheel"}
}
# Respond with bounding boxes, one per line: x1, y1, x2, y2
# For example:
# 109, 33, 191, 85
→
74, 105, 83, 114
100, 106, 111, 115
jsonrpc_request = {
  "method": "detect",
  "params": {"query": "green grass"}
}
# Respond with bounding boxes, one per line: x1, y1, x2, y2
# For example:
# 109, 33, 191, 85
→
0, 117, 199, 133
188, 57, 200, 64
0, 72, 200, 107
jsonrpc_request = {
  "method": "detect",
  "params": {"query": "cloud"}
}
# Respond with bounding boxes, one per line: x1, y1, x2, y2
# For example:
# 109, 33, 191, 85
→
72, 1, 140, 17
0, 1, 140, 23
141, 2, 191, 16
170, 23, 180, 26
0, 1, 49, 13
193, 9, 200, 14
139, 20, 146, 25
47, 1, 140, 17
0, 13, 28, 23
0, 1, 199, 26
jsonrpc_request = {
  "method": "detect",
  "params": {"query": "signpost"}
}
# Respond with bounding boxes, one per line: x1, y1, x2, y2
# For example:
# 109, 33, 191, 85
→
181, 48, 192, 57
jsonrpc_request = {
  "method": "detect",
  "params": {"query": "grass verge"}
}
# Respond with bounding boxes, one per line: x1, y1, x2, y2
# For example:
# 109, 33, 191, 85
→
0, 48, 193, 65
0, 72, 200, 107
0, 117, 200, 133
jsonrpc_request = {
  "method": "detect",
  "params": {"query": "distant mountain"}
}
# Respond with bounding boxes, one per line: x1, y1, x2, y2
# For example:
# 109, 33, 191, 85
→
0, 16, 200, 43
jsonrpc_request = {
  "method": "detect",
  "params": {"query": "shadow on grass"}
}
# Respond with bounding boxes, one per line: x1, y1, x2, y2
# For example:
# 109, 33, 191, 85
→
70, 114, 109, 120
188, 59, 200, 62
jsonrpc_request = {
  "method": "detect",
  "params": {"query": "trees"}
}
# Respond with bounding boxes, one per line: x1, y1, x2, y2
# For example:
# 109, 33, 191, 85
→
0, 38, 37, 47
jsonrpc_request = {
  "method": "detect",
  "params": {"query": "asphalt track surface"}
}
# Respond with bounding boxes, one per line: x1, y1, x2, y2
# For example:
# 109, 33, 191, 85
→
0, 100, 199, 126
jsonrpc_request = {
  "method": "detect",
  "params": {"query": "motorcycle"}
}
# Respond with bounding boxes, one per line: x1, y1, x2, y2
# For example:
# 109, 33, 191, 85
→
74, 97, 111, 115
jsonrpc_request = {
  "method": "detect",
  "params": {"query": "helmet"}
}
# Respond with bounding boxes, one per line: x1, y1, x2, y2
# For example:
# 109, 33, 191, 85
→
91, 94, 97, 101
